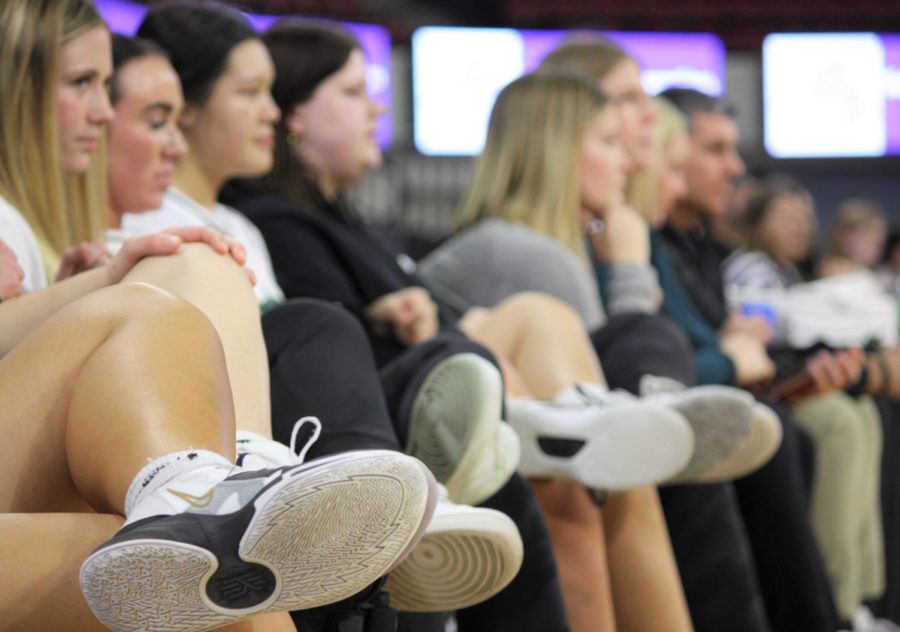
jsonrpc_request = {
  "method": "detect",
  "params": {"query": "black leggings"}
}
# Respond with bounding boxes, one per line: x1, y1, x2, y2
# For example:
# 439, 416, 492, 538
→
592, 311, 840, 632
262, 300, 569, 631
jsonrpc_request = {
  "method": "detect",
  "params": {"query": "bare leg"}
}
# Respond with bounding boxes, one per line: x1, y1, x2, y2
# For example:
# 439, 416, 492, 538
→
124, 244, 271, 437
0, 282, 235, 514
605, 487, 693, 632
0, 514, 295, 632
464, 292, 691, 631
460, 292, 606, 398
531, 480, 616, 632
463, 294, 615, 630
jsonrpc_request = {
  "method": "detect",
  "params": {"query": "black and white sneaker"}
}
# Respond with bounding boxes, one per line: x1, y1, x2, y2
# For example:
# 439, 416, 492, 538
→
80, 450, 436, 632
507, 392, 694, 491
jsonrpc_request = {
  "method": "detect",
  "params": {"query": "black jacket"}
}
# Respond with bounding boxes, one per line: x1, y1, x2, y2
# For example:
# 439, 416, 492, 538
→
660, 220, 731, 330
226, 185, 459, 365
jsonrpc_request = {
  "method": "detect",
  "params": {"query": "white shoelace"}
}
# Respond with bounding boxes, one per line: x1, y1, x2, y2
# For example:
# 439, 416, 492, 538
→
290, 416, 322, 463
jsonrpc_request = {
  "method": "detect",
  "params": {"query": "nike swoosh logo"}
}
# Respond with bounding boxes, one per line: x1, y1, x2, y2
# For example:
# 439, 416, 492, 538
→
167, 487, 214, 508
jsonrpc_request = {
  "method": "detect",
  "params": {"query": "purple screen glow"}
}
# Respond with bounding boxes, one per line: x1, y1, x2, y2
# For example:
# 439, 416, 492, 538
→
412, 26, 725, 155
883, 35, 900, 154
95, 0, 393, 148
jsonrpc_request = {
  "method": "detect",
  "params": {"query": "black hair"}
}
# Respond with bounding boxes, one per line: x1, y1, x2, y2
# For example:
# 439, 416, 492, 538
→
658, 87, 737, 123
137, 1, 257, 106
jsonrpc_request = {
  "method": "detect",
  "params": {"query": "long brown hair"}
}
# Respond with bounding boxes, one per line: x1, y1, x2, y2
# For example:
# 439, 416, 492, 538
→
247, 19, 360, 208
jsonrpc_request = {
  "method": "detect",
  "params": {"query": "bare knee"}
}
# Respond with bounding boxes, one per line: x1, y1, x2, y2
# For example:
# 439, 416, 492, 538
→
499, 291, 585, 330
127, 242, 253, 297
65, 283, 218, 343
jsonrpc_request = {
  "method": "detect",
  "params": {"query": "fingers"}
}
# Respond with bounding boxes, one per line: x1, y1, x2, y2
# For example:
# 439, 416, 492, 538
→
55, 241, 110, 281
366, 287, 438, 345
806, 350, 860, 394
163, 226, 229, 254
401, 308, 439, 345
161, 227, 248, 267
365, 292, 401, 324
226, 237, 247, 266
108, 233, 182, 284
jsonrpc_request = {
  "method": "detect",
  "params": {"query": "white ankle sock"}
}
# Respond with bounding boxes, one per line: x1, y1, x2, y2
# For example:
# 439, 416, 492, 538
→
124, 449, 232, 522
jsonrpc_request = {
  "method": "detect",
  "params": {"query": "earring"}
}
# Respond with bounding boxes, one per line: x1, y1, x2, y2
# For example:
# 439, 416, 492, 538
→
286, 132, 300, 145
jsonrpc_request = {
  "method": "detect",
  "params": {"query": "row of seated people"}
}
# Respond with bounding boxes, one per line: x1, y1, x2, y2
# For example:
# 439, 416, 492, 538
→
1, 1, 897, 631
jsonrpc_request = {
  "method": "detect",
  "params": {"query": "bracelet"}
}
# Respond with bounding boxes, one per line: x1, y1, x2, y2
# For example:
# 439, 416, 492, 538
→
846, 364, 869, 398
878, 352, 892, 396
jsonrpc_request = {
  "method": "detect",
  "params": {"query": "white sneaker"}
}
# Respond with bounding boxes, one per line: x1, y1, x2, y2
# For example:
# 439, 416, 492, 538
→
507, 391, 694, 491
385, 486, 523, 612
636, 377, 762, 483
407, 353, 520, 506
81, 450, 436, 632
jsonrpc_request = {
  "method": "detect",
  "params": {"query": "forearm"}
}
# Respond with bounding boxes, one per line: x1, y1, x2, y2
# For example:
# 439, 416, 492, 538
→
0, 267, 110, 355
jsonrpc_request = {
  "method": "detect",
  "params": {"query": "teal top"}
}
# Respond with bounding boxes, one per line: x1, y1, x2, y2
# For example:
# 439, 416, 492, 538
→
594, 229, 736, 386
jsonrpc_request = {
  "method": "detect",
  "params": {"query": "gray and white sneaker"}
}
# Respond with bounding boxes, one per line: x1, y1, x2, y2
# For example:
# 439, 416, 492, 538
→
407, 353, 520, 506
637, 376, 777, 483
507, 391, 694, 491
386, 486, 523, 612
689, 402, 782, 483
80, 450, 436, 632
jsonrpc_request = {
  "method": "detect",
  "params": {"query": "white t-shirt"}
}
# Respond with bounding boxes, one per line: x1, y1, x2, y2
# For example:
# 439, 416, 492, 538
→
121, 188, 284, 310
0, 194, 48, 292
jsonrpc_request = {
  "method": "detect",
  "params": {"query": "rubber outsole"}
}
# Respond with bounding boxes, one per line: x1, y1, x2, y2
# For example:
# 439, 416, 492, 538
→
384, 508, 523, 612
80, 451, 434, 632
407, 353, 517, 505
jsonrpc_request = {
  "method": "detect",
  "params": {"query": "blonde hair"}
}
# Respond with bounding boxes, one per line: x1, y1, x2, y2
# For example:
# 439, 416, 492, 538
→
457, 72, 610, 260
539, 34, 632, 84
628, 97, 686, 224
0, 0, 107, 277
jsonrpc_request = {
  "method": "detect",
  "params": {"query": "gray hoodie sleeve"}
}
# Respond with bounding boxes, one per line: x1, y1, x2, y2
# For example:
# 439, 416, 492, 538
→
605, 261, 661, 316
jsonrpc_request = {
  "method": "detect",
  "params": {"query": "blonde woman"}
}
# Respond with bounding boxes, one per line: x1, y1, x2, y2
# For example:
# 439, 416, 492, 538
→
0, 2, 438, 631
419, 70, 700, 632
533, 38, 857, 632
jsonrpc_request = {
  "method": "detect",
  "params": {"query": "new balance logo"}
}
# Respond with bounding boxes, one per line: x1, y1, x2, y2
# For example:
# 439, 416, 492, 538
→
167, 487, 214, 508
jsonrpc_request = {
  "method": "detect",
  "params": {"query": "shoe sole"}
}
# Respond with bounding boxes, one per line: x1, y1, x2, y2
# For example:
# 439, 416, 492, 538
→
384, 508, 523, 612
80, 451, 434, 632
692, 402, 782, 483
661, 387, 755, 484
408, 353, 516, 505
511, 400, 694, 491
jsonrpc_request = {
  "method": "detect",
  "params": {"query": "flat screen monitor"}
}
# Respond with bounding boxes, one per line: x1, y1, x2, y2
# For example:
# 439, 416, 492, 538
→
95, 0, 393, 148
411, 27, 726, 156
763, 32, 900, 158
